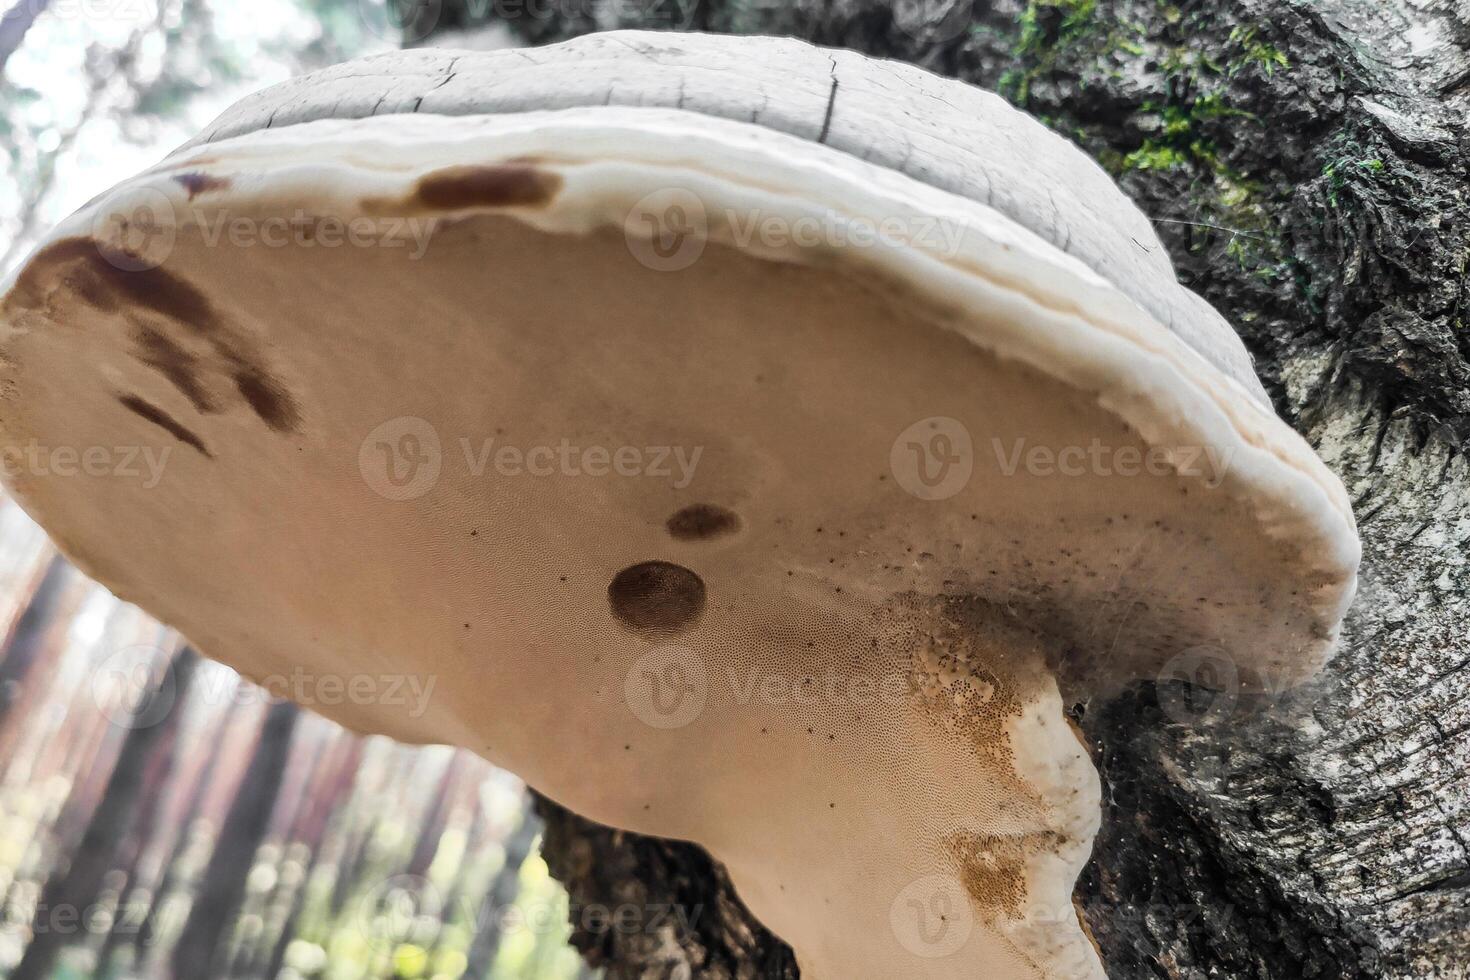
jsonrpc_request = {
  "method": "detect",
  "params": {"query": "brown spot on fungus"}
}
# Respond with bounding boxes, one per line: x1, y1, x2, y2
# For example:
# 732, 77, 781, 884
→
173, 171, 232, 199
412, 164, 562, 211
9, 241, 302, 437
666, 503, 741, 541
133, 324, 216, 413
233, 367, 301, 433
117, 394, 211, 457
69, 267, 119, 313
3, 238, 98, 312
97, 252, 218, 330
11, 237, 219, 330
608, 560, 706, 636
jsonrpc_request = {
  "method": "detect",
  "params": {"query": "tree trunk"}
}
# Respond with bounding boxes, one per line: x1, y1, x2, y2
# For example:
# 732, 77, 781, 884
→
462, 794, 545, 976
11, 645, 196, 980
400, 2, 1470, 977
171, 697, 300, 978
0, 554, 74, 731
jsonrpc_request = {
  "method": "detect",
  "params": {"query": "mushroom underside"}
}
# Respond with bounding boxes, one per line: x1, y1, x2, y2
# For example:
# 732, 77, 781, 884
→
0, 113, 1357, 980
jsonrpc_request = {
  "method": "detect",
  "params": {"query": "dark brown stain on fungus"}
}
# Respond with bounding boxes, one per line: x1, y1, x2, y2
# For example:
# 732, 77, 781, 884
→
13, 237, 303, 435
18, 235, 304, 434
133, 324, 216, 413
411, 164, 563, 211
608, 561, 706, 636
12, 237, 219, 331
68, 267, 119, 314
4, 238, 102, 312
96, 254, 219, 330
118, 395, 212, 457
233, 366, 301, 433
667, 504, 741, 541
173, 172, 231, 199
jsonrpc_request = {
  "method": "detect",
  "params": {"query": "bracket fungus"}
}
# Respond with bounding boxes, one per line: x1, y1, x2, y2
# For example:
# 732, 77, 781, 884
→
0, 31, 1359, 980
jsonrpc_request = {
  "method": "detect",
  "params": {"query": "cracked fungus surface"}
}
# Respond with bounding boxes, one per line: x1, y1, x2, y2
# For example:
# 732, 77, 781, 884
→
2, 188, 1342, 979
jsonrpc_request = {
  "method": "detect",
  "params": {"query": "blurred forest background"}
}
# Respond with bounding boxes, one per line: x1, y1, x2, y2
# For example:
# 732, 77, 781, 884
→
0, 2, 590, 977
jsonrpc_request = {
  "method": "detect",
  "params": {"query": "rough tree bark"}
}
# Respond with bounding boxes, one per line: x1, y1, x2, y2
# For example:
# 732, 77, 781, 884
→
396, 2, 1470, 978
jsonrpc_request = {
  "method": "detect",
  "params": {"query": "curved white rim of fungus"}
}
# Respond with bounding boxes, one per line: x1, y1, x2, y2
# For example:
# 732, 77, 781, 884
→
0, 105, 1361, 980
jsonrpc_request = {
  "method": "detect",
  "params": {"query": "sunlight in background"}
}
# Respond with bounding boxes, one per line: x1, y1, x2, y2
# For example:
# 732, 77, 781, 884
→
2, 0, 395, 273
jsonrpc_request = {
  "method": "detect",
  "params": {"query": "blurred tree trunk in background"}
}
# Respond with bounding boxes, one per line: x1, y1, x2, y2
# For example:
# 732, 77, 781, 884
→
171, 698, 299, 978
0, 555, 74, 731
409, 1, 1470, 977
263, 734, 365, 979
463, 794, 543, 976
11, 646, 196, 980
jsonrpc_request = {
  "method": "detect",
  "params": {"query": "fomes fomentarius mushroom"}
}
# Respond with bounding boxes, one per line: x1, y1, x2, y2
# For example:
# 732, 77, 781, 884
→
0, 31, 1360, 980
